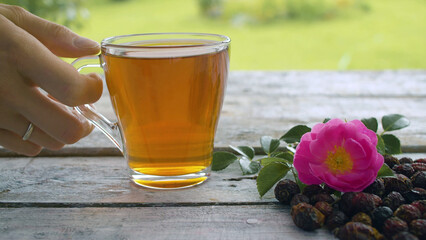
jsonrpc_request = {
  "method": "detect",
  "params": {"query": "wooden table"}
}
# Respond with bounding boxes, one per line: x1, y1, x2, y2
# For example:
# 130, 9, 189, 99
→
0, 71, 425, 239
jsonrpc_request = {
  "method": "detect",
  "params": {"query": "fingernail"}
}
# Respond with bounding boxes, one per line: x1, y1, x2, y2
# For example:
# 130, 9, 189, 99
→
73, 37, 99, 49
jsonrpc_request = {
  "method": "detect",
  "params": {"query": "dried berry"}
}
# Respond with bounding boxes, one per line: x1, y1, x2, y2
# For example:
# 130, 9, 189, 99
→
399, 157, 414, 164
385, 155, 400, 169
394, 204, 421, 223
274, 179, 300, 205
339, 192, 357, 216
352, 212, 372, 226
411, 200, 426, 214
383, 191, 406, 211
372, 206, 394, 231
402, 188, 426, 203
315, 201, 333, 218
393, 164, 416, 178
409, 219, 426, 239
415, 158, 426, 164
383, 217, 409, 238
371, 194, 383, 208
392, 232, 419, 240
364, 178, 386, 197
412, 163, 426, 172
338, 222, 383, 240
290, 193, 310, 207
384, 174, 413, 194
310, 193, 334, 205
326, 211, 349, 231
291, 203, 325, 231
302, 185, 325, 198
411, 172, 426, 189
350, 192, 377, 216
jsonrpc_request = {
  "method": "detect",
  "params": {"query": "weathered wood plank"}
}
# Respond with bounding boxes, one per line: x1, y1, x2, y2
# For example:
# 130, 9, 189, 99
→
0, 205, 333, 240
0, 156, 272, 203
0, 154, 424, 204
1, 70, 425, 156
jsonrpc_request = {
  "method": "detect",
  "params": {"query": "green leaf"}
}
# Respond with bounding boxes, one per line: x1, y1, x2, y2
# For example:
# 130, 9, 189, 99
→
323, 118, 331, 123
257, 162, 290, 197
280, 125, 311, 144
211, 152, 238, 171
239, 158, 261, 175
260, 157, 291, 167
377, 163, 395, 178
361, 117, 378, 133
376, 134, 386, 155
382, 114, 410, 132
229, 145, 255, 160
271, 151, 294, 163
260, 136, 280, 155
382, 134, 402, 154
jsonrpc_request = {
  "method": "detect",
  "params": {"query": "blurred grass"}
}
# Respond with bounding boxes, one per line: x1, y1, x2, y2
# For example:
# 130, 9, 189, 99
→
73, 0, 426, 70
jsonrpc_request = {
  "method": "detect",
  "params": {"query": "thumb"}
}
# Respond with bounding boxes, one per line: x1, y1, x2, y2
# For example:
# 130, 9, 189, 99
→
0, 4, 100, 57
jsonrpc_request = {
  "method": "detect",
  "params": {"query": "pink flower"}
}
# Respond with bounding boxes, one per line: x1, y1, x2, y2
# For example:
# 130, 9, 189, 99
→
293, 119, 384, 192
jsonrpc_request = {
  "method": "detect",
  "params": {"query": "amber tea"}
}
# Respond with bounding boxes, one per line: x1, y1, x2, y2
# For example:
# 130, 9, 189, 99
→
102, 38, 229, 188
74, 33, 230, 189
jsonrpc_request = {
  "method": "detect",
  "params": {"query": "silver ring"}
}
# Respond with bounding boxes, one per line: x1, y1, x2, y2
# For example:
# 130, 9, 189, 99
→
22, 123, 34, 141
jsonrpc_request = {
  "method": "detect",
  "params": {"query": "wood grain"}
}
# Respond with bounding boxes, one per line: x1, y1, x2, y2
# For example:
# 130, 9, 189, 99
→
0, 154, 424, 204
0, 205, 332, 240
1, 70, 425, 156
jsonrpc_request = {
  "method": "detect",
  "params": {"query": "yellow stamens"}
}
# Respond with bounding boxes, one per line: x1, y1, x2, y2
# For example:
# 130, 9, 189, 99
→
325, 145, 353, 174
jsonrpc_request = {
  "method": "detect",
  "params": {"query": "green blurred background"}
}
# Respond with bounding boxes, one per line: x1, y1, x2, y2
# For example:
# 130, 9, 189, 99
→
3, 0, 426, 70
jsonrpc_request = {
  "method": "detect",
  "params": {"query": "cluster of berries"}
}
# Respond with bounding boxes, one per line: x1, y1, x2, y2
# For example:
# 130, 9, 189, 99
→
274, 156, 425, 240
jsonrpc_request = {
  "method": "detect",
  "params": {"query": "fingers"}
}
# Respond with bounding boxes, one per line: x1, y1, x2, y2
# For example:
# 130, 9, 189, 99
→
0, 6, 103, 107
0, 129, 41, 156
0, 110, 64, 150
1, 16, 103, 106
0, 4, 100, 57
0, 4, 101, 155
15, 85, 94, 144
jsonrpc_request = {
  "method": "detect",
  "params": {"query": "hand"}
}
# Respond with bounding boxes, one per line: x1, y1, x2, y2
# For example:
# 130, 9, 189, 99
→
0, 4, 103, 156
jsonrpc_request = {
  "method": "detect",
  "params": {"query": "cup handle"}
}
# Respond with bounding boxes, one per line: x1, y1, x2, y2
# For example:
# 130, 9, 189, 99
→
72, 55, 124, 154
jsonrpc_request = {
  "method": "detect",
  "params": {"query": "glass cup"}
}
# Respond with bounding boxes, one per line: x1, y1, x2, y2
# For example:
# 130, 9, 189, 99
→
73, 33, 230, 189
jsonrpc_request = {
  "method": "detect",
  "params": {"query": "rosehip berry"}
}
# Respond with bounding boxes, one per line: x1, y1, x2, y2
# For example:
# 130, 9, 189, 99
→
351, 212, 372, 226
364, 178, 385, 197
290, 193, 309, 207
383, 191, 406, 211
394, 204, 421, 223
315, 201, 333, 218
291, 203, 325, 231
383, 217, 408, 238
372, 206, 394, 231
326, 211, 348, 231
409, 219, 426, 239
393, 164, 415, 178
384, 155, 400, 168
274, 179, 300, 205
338, 222, 383, 240
302, 185, 325, 198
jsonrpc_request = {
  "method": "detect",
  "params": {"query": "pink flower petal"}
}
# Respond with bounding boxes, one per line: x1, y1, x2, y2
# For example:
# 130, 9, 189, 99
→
322, 173, 354, 192
309, 139, 330, 164
293, 155, 323, 185
343, 139, 370, 170
300, 132, 313, 142
294, 118, 383, 192
311, 122, 326, 134
294, 141, 323, 185
350, 120, 378, 146
316, 124, 345, 150
371, 153, 384, 172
